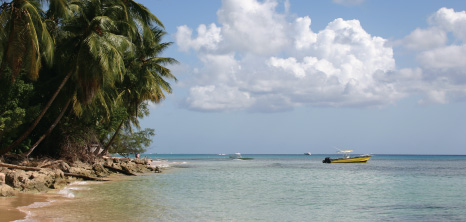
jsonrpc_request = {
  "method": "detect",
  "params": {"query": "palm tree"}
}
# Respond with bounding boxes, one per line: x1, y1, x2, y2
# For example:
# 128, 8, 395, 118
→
0, 0, 54, 81
0, 0, 134, 156
20, 0, 136, 156
101, 27, 177, 156
0, 0, 61, 156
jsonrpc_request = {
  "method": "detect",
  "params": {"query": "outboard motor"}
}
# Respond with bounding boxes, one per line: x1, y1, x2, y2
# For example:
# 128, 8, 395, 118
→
322, 157, 331, 163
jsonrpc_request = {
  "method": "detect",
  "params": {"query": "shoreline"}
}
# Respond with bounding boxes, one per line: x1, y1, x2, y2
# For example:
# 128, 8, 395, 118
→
0, 192, 51, 221
1, 157, 170, 221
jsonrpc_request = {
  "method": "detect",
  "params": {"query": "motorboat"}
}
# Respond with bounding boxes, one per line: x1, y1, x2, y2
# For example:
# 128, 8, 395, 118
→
322, 150, 371, 163
304, 152, 311, 155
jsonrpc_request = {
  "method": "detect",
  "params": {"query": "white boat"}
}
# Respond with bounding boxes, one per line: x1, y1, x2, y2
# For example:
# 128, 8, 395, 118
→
229, 153, 253, 160
304, 152, 311, 155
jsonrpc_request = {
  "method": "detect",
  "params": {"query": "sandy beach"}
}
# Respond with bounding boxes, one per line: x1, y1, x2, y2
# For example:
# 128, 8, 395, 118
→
0, 192, 51, 221
0, 158, 170, 221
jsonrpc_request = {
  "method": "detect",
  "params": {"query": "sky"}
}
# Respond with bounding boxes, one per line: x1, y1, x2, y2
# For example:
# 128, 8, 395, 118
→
137, 0, 466, 155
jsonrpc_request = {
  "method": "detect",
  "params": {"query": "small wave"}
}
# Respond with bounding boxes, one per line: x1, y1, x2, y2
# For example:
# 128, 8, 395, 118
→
69, 181, 89, 186
58, 188, 75, 198
16, 201, 54, 222
57, 181, 92, 198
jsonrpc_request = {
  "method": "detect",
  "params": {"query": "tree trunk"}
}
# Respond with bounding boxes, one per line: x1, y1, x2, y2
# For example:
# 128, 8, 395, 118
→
25, 98, 72, 158
0, 70, 73, 156
98, 119, 125, 157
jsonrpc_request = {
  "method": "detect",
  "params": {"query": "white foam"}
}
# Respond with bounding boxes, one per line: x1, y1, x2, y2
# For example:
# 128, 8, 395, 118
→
58, 188, 75, 198
15, 201, 54, 222
69, 181, 89, 186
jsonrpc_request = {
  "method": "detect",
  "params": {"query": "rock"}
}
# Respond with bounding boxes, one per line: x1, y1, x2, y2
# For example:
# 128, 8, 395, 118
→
71, 161, 92, 170
133, 159, 146, 165
110, 162, 122, 170
68, 167, 92, 177
120, 164, 134, 174
5, 170, 28, 189
51, 178, 68, 189
0, 184, 15, 197
0, 172, 4, 185
58, 162, 71, 172
92, 164, 108, 177
0, 167, 9, 173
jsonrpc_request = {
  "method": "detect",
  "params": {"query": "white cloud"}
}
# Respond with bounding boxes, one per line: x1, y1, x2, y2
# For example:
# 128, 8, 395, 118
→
175, 4, 466, 110
429, 7, 466, 42
175, 0, 401, 112
217, 0, 289, 55
332, 0, 365, 6
293, 16, 317, 50
419, 90, 448, 105
175, 24, 222, 52
397, 8, 466, 104
418, 45, 466, 69
187, 85, 255, 111
401, 27, 447, 51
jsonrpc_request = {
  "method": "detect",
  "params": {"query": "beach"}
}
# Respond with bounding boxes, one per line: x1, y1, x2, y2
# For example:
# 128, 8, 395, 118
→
0, 157, 167, 221
0, 193, 50, 221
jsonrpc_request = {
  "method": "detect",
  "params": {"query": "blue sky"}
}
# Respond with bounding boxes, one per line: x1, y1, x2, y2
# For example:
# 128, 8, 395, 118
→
138, 0, 466, 154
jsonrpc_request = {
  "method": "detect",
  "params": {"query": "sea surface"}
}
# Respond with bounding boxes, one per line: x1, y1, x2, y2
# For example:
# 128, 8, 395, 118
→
20, 154, 466, 221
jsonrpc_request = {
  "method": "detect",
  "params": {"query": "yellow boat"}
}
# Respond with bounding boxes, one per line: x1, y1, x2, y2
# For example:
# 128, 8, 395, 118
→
322, 150, 371, 163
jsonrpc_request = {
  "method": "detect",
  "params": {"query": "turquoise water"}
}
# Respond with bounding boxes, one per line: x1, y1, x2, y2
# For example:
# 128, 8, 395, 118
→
28, 154, 466, 221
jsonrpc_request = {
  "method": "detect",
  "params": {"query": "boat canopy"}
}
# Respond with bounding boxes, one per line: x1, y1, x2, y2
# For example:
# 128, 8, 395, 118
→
337, 150, 353, 153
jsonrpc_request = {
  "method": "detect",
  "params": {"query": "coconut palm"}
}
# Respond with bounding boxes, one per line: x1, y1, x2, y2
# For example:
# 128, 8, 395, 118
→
0, 0, 66, 156
19, 0, 136, 156
0, 0, 134, 156
101, 27, 177, 156
0, 0, 54, 80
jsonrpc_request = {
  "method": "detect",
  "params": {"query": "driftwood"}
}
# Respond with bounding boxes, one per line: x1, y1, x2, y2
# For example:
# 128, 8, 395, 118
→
39, 160, 66, 168
103, 164, 137, 176
0, 162, 106, 181
0, 162, 43, 171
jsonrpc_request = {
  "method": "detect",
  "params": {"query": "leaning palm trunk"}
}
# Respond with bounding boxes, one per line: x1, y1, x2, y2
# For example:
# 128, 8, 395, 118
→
25, 98, 72, 158
98, 119, 125, 157
0, 71, 72, 156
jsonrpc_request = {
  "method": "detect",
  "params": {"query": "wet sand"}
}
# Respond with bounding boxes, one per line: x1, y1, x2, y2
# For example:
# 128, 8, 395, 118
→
0, 193, 50, 221
0, 159, 170, 221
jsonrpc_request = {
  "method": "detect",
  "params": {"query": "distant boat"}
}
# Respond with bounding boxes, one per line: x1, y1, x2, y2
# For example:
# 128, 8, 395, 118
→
218, 154, 226, 155
229, 153, 253, 160
322, 150, 371, 163
304, 152, 311, 155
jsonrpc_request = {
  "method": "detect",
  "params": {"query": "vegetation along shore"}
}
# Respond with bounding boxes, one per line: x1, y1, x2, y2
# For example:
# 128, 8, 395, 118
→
0, 0, 176, 217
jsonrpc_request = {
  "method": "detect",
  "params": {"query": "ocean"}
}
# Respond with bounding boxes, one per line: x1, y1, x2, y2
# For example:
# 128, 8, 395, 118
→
19, 154, 466, 221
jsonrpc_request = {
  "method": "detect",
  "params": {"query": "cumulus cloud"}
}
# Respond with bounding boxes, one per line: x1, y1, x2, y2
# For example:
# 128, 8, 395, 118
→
397, 7, 466, 104
176, 0, 400, 112
176, 2, 466, 111
429, 7, 466, 42
176, 24, 222, 52
401, 27, 447, 51
217, 0, 289, 55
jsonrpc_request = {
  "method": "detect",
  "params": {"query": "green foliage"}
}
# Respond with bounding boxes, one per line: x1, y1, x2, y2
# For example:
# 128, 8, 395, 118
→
0, 0, 177, 157
109, 128, 155, 157
0, 71, 38, 147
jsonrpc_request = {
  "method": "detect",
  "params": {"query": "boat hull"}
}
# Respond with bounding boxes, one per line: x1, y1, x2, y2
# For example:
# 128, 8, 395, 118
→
330, 155, 371, 163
